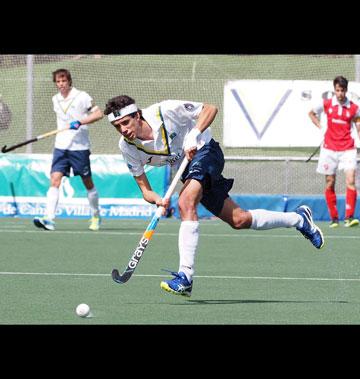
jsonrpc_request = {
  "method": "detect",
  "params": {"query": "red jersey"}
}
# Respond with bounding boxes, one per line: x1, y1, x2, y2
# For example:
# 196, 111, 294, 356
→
323, 97, 359, 151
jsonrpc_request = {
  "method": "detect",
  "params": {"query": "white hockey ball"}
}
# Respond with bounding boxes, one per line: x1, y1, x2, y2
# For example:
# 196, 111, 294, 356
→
76, 303, 91, 318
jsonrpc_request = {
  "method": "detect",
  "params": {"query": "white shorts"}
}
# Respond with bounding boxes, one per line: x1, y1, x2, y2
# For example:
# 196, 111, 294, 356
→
316, 147, 357, 175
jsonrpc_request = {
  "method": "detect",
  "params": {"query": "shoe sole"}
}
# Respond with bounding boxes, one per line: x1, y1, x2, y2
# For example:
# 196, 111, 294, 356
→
160, 282, 191, 297
33, 219, 55, 231
299, 206, 325, 249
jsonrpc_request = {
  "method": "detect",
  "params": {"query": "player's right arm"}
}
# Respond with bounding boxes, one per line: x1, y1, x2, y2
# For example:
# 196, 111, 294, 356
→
121, 140, 170, 211
134, 173, 170, 210
309, 102, 324, 129
308, 110, 322, 129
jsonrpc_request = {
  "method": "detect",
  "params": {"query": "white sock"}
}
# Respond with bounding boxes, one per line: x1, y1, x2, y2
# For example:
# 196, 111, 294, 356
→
178, 221, 199, 283
249, 209, 303, 230
46, 186, 59, 221
87, 187, 100, 217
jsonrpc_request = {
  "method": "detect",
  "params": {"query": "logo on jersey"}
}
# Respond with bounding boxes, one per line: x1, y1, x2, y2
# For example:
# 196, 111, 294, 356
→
184, 103, 195, 111
127, 163, 133, 170
166, 153, 182, 165
169, 132, 177, 140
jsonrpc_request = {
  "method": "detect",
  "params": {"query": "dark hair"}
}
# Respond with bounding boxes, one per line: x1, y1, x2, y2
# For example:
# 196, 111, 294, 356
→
333, 76, 348, 90
52, 69, 72, 86
104, 95, 137, 116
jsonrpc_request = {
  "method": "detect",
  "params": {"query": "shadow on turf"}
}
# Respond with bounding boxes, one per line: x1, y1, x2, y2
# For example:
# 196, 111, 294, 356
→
177, 299, 350, 305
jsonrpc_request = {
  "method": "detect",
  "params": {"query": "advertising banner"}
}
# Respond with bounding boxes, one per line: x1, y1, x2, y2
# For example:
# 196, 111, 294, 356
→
0, 154, 169, 218
223, 80, 360, 147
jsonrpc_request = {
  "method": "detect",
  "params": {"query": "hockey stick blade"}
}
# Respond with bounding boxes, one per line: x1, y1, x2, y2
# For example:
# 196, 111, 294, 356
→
2, 143, 27, 153
1, 138, 37, 153
1, 144, 20, 153
111, 269, 126, 283
1, 129, 67, 154
112, 268, 133, 284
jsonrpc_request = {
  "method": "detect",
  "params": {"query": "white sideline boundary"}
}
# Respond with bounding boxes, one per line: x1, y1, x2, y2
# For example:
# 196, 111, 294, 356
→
0, 228, 359, 240
0, 271, 359, 282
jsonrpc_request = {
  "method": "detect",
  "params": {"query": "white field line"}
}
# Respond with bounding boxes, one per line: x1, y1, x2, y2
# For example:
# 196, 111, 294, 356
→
0, 271, 359, 282
191, 60, 197, 81
0, 228, 358, 240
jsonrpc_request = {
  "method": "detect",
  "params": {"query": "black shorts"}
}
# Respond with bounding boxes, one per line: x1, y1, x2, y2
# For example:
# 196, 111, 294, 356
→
51, 148, 92, 178
181, 139, 234, 216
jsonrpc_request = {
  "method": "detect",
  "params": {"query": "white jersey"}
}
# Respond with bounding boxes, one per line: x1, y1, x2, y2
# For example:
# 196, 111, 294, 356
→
119, 100, 212, 177
52, 87, 93, 151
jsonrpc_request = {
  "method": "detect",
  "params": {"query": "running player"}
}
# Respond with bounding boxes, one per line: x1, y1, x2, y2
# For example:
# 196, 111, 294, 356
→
104, 95, 324, 297
309, 76, 360, 228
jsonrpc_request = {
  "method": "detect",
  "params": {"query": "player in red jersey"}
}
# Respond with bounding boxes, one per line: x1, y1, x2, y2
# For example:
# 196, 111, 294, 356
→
309, 76, 360, 227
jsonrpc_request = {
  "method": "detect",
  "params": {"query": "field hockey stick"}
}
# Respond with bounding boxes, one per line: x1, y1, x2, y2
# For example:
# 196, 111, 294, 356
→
112, 156, 189, 284
1, 127, 69, 153
305, 142, 322, 162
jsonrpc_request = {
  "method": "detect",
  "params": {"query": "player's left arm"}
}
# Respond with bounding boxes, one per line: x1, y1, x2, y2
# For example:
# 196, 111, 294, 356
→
69, 103, 104, 130
353, 111, 360, 139
82, 103, 104, 124
184, 103, 218, 160
194, 103, 218, 133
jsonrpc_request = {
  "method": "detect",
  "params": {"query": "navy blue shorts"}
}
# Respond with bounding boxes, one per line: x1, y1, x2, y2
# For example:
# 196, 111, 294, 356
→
181, 139, 234, 216
51, 148, 92, 178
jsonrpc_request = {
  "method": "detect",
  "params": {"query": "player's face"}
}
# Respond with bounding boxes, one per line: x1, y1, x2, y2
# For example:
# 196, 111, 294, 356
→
55, 75, 71, 96
113, 115, 138, 140
334, 84, 347, 103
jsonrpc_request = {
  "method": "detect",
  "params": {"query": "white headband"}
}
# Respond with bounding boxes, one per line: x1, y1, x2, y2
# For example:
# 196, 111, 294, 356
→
107, 104, 139, 122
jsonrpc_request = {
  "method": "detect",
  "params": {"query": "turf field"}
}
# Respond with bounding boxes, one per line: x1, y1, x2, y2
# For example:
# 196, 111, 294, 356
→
1, 217, 360, 324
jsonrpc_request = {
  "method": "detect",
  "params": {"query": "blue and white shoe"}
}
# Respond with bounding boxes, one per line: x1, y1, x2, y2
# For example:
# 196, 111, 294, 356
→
33, 217, 55, 231
160, 271, 193, 297
296, 205, 324, 249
